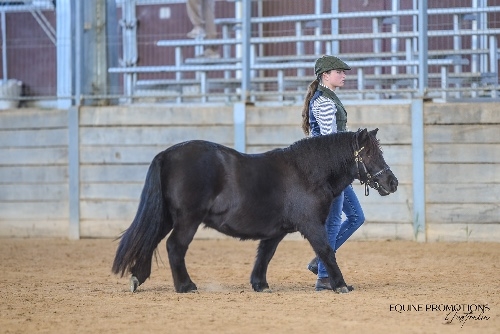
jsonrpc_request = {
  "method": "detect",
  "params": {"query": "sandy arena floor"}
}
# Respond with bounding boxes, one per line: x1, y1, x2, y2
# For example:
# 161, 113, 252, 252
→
1, 238, 499, 333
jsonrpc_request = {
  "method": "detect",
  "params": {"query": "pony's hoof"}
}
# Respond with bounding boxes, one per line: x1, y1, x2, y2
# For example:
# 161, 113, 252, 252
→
335, 285, 354, 294
130, 276, 140, 293
176, 282, 198, 293
252, 282, 270, 292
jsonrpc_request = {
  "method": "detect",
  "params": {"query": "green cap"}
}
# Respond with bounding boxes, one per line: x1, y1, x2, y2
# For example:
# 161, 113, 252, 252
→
314, 55, 351, 76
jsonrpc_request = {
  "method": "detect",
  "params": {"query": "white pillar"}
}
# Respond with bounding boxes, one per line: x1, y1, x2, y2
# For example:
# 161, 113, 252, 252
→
56, 0, 73, 108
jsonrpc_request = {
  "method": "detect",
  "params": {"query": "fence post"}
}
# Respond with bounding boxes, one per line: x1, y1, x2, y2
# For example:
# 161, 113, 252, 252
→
417, 0, 428, 96
241, 0, 251, 103
411, 99, 426, 242
68, 106, 80, 240
233, 102, 246, 153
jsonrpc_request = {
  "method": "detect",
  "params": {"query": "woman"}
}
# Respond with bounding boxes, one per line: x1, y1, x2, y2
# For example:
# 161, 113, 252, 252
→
301, 55, 365, 291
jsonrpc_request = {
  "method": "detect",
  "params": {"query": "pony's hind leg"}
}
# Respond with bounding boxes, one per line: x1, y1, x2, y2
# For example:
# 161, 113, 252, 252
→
250, 234, 286, 292
130, 256, 153, 292
166, 221, 200, 293
129, 219, 173, 292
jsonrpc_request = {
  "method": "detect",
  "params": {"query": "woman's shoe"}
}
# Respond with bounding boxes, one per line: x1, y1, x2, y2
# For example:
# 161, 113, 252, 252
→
315, 277, 332, 291
307, 256, 318, 275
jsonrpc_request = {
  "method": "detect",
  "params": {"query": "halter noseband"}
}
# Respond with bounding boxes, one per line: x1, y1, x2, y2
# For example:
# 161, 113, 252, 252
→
353, 135, 391, 196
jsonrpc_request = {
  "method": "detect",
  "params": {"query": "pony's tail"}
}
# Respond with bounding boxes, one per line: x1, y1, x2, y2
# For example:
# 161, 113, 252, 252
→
112, 155, 171, 284
301, 78, 319, 136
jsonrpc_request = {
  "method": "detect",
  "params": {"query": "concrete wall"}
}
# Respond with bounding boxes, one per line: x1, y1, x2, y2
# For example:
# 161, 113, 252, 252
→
421, 103, 500, 241
0, 102, 498, 241
0, 109, 69, 236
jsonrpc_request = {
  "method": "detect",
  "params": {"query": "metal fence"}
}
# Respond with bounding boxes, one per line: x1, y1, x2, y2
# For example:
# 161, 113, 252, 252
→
0, 0, 499, 107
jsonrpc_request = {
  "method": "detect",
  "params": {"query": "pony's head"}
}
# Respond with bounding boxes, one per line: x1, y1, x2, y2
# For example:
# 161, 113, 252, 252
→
352, 128, 398, 196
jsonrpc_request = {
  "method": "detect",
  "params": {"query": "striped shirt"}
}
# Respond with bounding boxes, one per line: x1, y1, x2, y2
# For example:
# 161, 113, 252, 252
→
309, 84, 338, 137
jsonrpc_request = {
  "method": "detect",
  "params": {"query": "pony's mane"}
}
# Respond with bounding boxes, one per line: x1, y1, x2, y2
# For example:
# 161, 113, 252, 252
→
264, 130, 382, 165
282, 130, 384, 166
280, 132, 355, 167
288, 131, 353, 154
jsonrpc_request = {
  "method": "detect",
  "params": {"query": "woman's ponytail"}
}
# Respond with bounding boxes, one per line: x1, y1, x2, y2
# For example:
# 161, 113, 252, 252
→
301, 78, 319, 136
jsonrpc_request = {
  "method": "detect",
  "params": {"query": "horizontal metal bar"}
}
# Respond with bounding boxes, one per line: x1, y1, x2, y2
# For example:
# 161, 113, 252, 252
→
427, 6, 500, 15
209, 6, 500, 25
250, 9, 417, 24
157, 38, 240, 47
110, 56, 469, 74
217, 7, 500, 24
116, 0, 185, 6
114, 1, 500, 18
157, 31, 419, 48
109, 64, 241, 73
252, 59, 468, 70
119, 86, 500, 101
428, 28, 500, 37
252, 48, 491, 63
0, 4, 54, 13
158, 28, 500, 48
168, 50, 490, 67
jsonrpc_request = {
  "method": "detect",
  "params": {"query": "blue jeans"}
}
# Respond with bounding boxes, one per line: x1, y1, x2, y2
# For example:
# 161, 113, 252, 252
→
317, 185, 365, 278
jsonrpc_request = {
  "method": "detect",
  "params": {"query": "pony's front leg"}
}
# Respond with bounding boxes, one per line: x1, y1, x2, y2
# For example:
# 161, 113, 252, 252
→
250, 234, 286, 292
301, 226, 351, 293
318, 247, 352, 293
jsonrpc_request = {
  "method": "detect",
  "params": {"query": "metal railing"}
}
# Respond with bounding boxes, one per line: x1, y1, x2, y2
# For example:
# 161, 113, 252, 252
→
1, 0, 498, 106
108, 0, 500, 104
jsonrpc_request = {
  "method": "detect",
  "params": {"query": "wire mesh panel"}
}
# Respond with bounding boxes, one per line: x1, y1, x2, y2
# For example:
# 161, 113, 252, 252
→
0, 1, 56, 105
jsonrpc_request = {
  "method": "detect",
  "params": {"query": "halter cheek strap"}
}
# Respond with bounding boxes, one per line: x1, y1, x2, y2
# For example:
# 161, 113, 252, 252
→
354, 146, 370, 195
354, 144, 391, 196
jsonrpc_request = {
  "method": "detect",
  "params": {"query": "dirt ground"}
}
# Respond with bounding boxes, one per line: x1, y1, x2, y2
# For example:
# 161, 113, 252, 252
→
1, 238, 499, 334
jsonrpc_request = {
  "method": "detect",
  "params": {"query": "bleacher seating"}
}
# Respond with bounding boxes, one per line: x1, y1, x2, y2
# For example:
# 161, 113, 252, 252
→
109, 1, 500, 103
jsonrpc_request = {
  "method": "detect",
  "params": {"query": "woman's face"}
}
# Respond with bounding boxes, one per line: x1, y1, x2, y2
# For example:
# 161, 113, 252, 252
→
322, 70, 347, 90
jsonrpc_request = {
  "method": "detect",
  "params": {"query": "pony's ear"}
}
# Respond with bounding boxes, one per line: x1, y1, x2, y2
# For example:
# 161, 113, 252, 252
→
369, 128, 379, 138
357, 128, 369, 145
357, 128, 368, 136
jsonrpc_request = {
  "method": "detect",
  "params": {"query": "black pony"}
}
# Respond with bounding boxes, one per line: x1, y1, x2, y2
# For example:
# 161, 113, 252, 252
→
112, 128, 398, 293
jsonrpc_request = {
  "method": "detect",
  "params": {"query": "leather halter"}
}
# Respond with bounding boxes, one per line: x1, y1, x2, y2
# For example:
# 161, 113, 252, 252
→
353, 132, 391, 196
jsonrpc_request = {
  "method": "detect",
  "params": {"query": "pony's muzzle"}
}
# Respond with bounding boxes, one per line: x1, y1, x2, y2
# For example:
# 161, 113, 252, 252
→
385, 175, 398, 194
390, 176, 398, 192
376, 174, 398, 196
